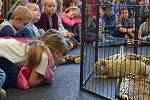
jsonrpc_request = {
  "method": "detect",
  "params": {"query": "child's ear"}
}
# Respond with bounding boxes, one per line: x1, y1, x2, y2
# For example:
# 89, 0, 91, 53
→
13, 16, 20, 21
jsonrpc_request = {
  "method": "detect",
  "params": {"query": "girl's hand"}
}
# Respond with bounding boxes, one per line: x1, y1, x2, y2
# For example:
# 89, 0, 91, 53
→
67, 32, 74, 39
75, 18, 81, 24
119, 28, 127, 33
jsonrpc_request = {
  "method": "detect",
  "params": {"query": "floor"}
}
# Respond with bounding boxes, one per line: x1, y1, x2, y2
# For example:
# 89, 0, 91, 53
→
3, 47, 106, 100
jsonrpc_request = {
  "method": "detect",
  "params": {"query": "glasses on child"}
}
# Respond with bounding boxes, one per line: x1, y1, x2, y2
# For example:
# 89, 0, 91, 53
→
21, 21, 29, 26
18, 18, 29, 26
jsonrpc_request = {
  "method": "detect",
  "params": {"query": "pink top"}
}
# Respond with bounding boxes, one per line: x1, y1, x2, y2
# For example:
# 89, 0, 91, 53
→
61, 12, 81, 26
0, 37, 54, 89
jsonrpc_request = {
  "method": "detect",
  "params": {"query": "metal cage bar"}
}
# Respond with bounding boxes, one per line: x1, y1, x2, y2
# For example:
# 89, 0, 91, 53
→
80, 1, 150, 100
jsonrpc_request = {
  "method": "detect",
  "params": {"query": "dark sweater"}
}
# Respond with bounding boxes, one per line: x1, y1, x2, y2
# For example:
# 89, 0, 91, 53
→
35, 12, 59, 31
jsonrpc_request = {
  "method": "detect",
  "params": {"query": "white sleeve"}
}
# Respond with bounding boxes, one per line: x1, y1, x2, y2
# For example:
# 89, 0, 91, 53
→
35, 52, 48, 76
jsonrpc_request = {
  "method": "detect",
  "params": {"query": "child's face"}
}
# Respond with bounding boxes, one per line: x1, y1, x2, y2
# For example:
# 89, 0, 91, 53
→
105, 8, 112, 17
44, 0, 57, 15
67, 10, 79, 19
14, 18, 30, 30
121, 9, 129, 20
85, 7, 91, 16
30, 5, 41, 23
53, 51, 64, 65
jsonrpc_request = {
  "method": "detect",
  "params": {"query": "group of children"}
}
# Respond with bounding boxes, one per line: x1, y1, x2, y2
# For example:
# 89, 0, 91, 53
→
1, 0, 150, 99
98, 0, 150, 41
0, 0, 82, 99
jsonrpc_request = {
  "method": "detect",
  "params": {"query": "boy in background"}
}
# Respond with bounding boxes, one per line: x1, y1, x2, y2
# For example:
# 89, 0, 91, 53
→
138, 11, 150, 41
0, 6, 32, 37
16, 3, 43, 38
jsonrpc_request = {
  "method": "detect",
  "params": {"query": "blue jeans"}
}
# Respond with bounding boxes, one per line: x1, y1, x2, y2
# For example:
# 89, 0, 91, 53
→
0, 57, 19, 88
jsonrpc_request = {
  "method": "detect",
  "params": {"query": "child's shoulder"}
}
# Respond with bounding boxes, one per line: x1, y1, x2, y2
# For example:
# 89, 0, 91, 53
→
0, 21, 16, 32
0, 21, 11, 27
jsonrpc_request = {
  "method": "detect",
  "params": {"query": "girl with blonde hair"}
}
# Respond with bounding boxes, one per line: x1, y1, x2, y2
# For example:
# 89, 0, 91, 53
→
0, 29, 68, 89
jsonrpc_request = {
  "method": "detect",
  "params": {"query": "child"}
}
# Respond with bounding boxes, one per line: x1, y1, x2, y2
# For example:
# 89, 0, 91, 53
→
138, 11, 150, 41
84, 5, 95, 31
61, 6, 81, 41
36, 0, 78, 49
0, 68, 6, 99
115, 8, 135, 38
7, 0, 29, 20
0, 29, 68, 89
0, 6, 32, 37
36, 0, 69, 35
139, 0, 149, 24
85, 0, 96, 21
101, 2, 116, 35
16, 3, 44, 38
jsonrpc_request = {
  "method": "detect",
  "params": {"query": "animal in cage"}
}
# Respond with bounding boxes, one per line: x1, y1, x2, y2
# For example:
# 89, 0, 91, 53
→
116, 76, 150, 100
93, 54, 150, 78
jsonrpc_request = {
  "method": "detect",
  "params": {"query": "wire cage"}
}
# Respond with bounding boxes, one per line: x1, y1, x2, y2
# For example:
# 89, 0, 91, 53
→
80, 0, 150, 100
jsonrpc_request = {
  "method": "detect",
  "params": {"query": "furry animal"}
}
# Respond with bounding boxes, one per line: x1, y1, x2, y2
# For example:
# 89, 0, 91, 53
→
93, 54, 150, 78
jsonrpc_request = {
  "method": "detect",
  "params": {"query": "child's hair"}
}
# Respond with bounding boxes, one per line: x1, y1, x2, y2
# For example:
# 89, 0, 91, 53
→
11, 6, 32, 21
42, 0, 57, 7
65, 6, 81, 18
120, 8, 128, 13
37, 29, 68, 54
102, 1, 112, 11
25, 3, 39, 11
120, 8, 128, 17
41, 0, 57, 13
26, 29, 68, 67
25, 40, 45, 67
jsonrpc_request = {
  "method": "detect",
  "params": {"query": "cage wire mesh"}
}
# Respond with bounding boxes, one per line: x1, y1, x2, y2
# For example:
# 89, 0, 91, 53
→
80, 0, 150, 100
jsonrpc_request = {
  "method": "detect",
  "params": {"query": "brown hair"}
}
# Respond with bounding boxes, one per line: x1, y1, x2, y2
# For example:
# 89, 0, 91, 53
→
25, 40, 45, 67
37, 29, 68, 54
26, 29, 68, 67
11, 6, 32, 21
65, 6, 81, 18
